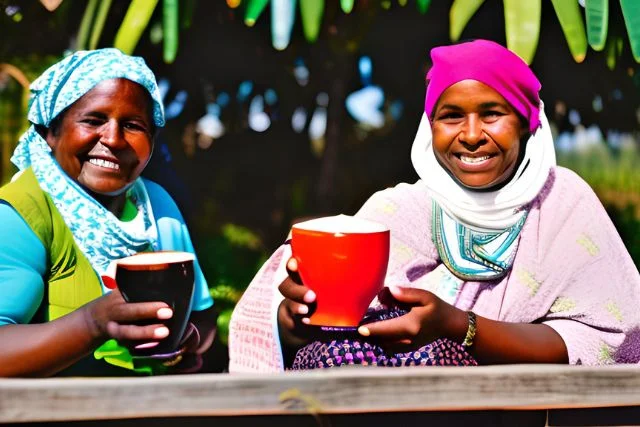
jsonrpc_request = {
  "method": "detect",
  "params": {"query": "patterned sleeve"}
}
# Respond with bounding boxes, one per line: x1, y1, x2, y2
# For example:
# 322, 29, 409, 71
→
523, 169, 640, 365
0, 202, 47, 325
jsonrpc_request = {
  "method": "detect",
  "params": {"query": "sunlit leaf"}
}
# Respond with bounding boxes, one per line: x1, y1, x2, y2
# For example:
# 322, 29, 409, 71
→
300, 0, 324, 43
449, 0, 485, 41
503, 0, 540, 64
340, 0, 354, 13
620, 0, 640, 62
76, 0, 98, 50
163, 0, 179, 63
88, 0, 111, 50
416, 0, 431, 14
550, 0, 587, 63
606, 41, 616, 70
245, 0, 269, 26
114, 0, 159, 55
271, 0, 296, 50
585, 0, 608, 51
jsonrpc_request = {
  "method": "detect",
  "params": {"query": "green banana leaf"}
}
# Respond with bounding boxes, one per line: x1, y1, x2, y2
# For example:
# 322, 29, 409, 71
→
114, 0, 159, 55
585, 0, 608, 51
76, 0, 98, 51
503, 0, 540, 64
620, 0, 640, 62
163, 0, 179, 63
449, 0, 485, 41
88, 0, 111, 50
416, 0, 431, 15
550, 0, 587, 63
300, 0, 323, 42
245, 0, 269, 26
340, 0, 354, 13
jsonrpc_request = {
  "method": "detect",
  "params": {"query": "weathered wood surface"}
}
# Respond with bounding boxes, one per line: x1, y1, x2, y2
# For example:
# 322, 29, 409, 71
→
2, 364, 640, 423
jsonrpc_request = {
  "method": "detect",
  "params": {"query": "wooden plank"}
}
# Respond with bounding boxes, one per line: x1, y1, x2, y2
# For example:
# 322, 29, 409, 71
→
2, 364, 640, 423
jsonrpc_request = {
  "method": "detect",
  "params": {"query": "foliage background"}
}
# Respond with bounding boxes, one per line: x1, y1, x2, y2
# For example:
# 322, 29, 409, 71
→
0, 1, 639, 353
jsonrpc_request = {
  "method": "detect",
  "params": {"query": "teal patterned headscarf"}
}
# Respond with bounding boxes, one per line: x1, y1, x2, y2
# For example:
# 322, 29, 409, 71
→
10, 48, 166, 279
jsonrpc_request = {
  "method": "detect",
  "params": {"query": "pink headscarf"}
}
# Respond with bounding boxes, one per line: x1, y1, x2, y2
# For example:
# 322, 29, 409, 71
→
424, 39, 541, 133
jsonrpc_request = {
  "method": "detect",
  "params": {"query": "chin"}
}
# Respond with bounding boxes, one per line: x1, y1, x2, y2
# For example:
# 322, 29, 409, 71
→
79, 179, 132, 198
456, 175, 502, 190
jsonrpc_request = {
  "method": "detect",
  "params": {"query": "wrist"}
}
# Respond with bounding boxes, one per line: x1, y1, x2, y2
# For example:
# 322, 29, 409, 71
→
79, 300, 108, 345
444, 306, 469, 343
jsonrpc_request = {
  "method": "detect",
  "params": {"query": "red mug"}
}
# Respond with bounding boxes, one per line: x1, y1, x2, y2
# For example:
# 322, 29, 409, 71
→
291, 215, 390, 328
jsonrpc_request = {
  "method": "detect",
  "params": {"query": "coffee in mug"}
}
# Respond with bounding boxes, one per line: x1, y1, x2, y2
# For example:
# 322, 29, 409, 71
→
115, 251, 195, 356
291, 214, 390, 328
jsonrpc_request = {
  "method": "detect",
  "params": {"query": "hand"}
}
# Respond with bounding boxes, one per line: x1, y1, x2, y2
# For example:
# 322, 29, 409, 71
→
81, 287, 174, 348
277, 257, 318, 349
357, 286, 468, 353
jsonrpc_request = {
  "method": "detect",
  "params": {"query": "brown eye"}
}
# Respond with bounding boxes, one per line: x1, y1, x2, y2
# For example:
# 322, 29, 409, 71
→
437, 112, 463, 122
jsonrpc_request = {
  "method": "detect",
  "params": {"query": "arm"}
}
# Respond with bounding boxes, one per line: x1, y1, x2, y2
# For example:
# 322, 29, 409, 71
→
446, 306, 568, 364
0, 291, 173, 377
358, 286, 568, 364
0, 204, 173, 377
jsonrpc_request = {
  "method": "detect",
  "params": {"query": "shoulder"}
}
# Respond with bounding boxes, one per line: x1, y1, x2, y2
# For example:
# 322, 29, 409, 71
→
358, 180, 431, 216
0, 202, 47, 271
552, 166, 599, 199
142, 178, 182, 220
536, 167, 606, 215
356, 180, 435, 254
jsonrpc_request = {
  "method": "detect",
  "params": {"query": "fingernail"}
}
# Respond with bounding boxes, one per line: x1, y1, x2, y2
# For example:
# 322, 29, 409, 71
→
301, 317, 310, 325
388, 286, 401, 294
157, 308, 173, 319
154, 327, 169, 339
303, 290, 316, 303
298, 305, 309, 315
358, 326, 370, 336
287, 258, 298, 270
135, 342, 159, 350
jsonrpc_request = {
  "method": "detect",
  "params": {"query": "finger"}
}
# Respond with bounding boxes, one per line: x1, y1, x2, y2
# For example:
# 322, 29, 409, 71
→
278, 277, 316, 304
285, 257, 303, 284
279, 300, 312, 330
109, 302, 171, 323
105, 321, 170, 342
357, 315, 417, 342
387, 286, 432, 306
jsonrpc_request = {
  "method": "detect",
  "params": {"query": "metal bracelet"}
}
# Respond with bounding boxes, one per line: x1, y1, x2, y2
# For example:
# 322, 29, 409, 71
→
462, 311, 477, 348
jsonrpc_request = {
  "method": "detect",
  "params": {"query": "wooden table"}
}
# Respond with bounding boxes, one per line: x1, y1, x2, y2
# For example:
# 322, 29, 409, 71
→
3, 364, 640, 426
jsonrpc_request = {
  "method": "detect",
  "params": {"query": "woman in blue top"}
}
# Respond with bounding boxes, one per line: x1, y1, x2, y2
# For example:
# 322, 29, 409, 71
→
0, 49, 215, 376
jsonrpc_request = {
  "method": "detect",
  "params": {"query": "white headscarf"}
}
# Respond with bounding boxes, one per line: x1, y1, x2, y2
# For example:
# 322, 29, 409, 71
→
411, 104, 556, 232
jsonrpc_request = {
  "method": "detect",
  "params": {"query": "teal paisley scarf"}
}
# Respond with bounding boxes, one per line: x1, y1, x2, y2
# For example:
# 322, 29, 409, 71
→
432, 201, 527, 281
11, 49, 166, 279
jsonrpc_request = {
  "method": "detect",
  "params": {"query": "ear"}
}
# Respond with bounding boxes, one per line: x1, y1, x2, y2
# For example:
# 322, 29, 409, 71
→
44, 127, 59, 152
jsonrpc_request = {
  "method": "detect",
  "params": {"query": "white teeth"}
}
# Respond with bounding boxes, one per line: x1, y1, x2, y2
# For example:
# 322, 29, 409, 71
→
89, 158, 120, 170
460, 155, 490, 164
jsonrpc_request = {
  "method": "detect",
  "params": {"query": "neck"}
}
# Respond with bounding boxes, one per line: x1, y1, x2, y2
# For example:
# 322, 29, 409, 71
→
90, 192, 127, 217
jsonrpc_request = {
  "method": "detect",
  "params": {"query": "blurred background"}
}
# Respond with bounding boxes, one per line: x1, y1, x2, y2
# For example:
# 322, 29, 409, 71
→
1, 0, 639, 353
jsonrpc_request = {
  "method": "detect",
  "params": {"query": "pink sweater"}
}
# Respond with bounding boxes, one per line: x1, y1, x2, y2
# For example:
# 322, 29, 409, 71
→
229, 167, 640, 372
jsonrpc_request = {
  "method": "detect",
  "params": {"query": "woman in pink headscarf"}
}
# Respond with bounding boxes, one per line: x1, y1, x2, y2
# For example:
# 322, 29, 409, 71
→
229, 40, 640, 372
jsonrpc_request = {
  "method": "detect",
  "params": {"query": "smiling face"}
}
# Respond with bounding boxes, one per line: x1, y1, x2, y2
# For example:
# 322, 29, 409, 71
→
46, 78, 154, 198
431, 80, 527, 189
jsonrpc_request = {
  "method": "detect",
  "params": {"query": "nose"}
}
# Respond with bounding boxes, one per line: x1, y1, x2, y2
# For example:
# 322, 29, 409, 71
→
99, 120, 126, 149
459, 115, 485, 147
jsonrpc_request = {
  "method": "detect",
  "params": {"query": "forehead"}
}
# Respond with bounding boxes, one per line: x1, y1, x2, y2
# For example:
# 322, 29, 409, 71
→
66, 78, 152, 118
436, 80, 511, 107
